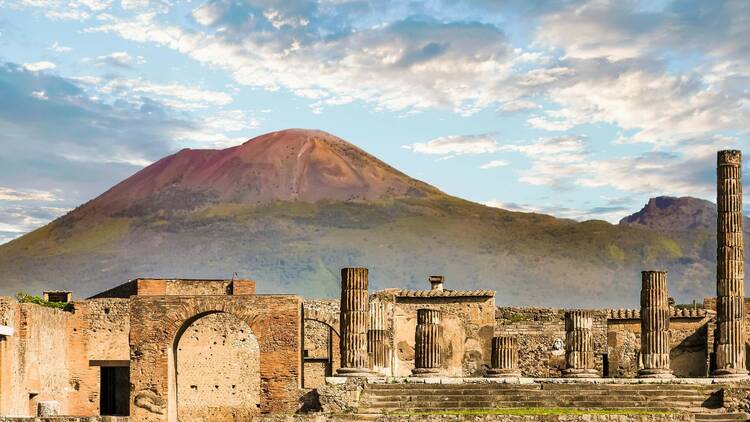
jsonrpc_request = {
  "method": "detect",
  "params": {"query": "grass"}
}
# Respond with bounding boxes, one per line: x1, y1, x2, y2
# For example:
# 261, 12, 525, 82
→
389, 408, 677, 416
16, 292, 74, 312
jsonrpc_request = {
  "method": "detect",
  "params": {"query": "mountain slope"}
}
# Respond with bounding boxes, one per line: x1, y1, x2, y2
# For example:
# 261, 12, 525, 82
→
0, 130, 725, 307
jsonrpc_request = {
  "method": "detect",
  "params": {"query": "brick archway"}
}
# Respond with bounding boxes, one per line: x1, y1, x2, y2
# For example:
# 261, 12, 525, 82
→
128, 295, 302, 421
303, 308, 340, 336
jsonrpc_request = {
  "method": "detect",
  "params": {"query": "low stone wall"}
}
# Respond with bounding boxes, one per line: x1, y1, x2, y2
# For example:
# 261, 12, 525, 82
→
721, 386, 750, 413
495, 307, 607, 377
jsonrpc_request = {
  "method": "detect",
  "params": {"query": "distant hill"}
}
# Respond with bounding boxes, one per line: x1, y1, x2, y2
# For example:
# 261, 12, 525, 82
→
0, 130, 729, 307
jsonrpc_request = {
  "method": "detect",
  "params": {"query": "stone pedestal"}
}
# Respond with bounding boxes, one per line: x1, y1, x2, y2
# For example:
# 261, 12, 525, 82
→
37, 401, 60, 417
639, 270, 674, 378
714, 150, 748, 378
337, 267, 371, 376
412, 309, 442, 377
486, 335, 521, 377
368, 301, 389, 375
562, 310, 598, 378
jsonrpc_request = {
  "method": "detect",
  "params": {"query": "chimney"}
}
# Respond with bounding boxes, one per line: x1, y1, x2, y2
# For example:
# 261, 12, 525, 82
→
428, 275, 445, 291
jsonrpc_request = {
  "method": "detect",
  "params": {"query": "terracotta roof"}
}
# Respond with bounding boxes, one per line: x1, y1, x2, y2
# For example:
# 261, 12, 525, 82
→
606, 308, 708, 320
392, 289, 495, 298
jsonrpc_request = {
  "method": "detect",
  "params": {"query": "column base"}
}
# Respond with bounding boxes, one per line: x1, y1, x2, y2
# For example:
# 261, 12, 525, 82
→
712, 368, 749, 378
336, 367, 373, 377
562, 368, 599, 378
486, 368, 521, 378
411, 368, 441, 377
638, 368, 675, 379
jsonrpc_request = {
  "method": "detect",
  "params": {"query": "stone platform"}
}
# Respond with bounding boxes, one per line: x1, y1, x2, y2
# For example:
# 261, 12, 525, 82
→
320, 377, 750, 421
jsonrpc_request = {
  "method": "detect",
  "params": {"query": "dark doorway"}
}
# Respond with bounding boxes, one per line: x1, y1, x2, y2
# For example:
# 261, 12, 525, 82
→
602, 353, 609, 377
100, 366, 129, 416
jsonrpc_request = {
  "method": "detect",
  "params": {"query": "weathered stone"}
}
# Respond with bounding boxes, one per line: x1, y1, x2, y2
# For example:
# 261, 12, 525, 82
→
337, 267, 371, 376
638, 270, 674, 379
714, 150, 748, 378
562, 310, 598, 378
368, 300, 389, 374
36, 400, 60, 417
486, 336, 521, 378
412, 309, 442, 377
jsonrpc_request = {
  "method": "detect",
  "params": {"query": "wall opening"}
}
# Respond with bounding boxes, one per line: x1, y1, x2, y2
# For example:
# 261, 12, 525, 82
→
302, 319, 340, 388
174, 312, 260, 421
100, 366, 129, 416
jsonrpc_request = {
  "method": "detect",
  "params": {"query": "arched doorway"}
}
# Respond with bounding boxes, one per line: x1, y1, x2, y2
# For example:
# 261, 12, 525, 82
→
303, 319, 340, 388
174, 312, 260, 421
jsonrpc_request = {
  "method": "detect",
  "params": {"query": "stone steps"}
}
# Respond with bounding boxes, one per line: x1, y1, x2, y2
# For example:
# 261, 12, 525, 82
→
358, 383, 723, 414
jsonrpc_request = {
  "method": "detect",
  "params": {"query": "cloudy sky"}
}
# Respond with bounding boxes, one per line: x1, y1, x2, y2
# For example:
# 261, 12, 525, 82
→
0, 0, 749, 244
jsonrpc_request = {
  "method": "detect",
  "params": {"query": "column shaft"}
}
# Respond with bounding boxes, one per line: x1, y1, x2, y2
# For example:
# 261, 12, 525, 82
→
714, 150, 747, 377
487, 336, 521, 377
337, 267, 371, 376
412, 309, 442, 377
639, 270, 674, 378
563, 310, 599, 378
368, 301, 389, 374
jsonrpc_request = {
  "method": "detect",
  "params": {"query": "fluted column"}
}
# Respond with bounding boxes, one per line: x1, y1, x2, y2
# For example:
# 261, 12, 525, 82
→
563, 310, 599, 378
486, 336, 521, 377
714, 150, 747, 378
412, 309, 442, 377
639, 270, 674, 378
368, 301, 389, 375
337, 267, 371, 376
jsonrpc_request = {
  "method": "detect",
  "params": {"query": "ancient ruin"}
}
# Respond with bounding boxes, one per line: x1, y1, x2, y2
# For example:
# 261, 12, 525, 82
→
715, 150, 747, 378
486, 335, 521, 377
336, 267, 370, 377
639, 270, 674, 378
562, 310, 598, 378
411, 309, 443, 377
1, 151, 750, 421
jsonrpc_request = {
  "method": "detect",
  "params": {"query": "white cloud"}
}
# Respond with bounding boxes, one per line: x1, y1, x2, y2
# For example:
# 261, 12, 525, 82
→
498, 99, 539, 113
403, 134, 501, 155
87, 13, 522, 115
95, 77, 233, 110
49, 42, 72, 53
0, 187, 59, 201
88, 51, 145, 67
479, 159, 510, 169
23, 61, 56, 71
60, 151, 152, 167
31, 90, 48, 100
15, 0, 113, 20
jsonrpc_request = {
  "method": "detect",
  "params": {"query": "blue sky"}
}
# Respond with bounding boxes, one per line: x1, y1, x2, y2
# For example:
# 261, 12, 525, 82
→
0, 0, 749, 243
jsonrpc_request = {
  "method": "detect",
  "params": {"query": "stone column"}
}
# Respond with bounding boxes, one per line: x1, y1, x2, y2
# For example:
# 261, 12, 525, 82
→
337, 267, 371, 376
714, 150, 748, 378
368, 300, 389, 375
563, 310, 598, 378
412, 309, 442, 377
486, 335, 521, 377
639, 270, 674, 378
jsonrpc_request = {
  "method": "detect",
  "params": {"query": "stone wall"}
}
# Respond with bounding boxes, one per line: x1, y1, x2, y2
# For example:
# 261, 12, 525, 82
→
0, 300, 71, 416
607, 315, 710, 378
176, 312, 261, 420
128, 294, 302, 421
303, 300, 340, 388
495, 307, 607, 377
389, 294, 495, 377
92, 278, 256, 298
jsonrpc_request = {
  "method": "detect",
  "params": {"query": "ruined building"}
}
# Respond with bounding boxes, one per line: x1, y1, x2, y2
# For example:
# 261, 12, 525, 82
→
1, 151, 750, 421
